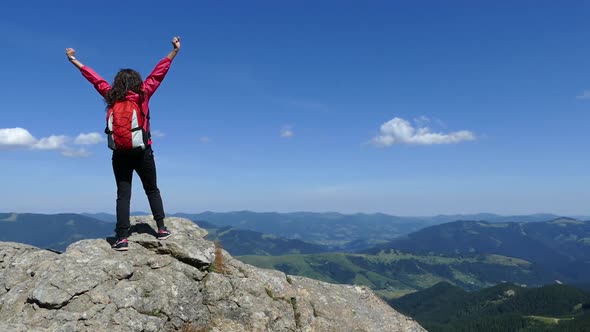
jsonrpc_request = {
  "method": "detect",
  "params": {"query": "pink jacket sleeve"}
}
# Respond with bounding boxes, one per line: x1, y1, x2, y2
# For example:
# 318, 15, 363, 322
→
80, 66, 111, 97
142, 58, 172, 98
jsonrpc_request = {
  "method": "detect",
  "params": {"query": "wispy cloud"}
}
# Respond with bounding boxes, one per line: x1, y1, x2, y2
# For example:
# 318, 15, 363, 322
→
577, 90, 590, 100
32, 135, 68, 150
0, 127, 99, 157
413, 115, 431, 128
371, 117, 475, 147
61, 148, 91, 158
199, 136, 211, 143
74, 133, 104, 145
281, 126, 294, 138
151, 130, 166, 138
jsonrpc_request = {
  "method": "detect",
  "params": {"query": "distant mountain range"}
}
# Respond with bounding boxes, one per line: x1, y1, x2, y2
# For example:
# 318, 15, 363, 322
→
391, 282, 590, 331
3, 211, 590, 295
364, 218, 590, 284
175, 212, 582, 247
237, 216, 590, 301
81, 212, 147, 223
0, 213, 113, 251
0, 212, 335, 255
201, 224, 332, 256
85, 211, 582, 251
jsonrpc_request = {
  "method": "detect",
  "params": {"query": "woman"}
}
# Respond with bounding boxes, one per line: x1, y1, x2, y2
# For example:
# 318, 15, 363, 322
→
66, 36, 181, 251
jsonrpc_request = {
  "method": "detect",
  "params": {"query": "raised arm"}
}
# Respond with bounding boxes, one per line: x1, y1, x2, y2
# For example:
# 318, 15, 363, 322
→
142, 36, 181, 97
65, 48, 84, 69
167, 36, 181, 61
65, 48, 111, 97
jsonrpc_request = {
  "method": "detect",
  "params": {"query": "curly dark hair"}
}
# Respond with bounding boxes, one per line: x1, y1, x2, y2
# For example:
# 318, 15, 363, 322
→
105, 69, 144, 108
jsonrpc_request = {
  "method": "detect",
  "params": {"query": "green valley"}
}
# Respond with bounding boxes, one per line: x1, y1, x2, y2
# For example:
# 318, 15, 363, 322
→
238, 251, 550, 300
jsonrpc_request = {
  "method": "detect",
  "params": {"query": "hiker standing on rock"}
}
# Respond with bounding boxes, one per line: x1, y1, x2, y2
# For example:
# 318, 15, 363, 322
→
65, 37, 181, 251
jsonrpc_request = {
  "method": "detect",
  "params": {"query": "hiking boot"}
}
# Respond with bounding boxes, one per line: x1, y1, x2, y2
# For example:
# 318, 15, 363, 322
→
157, 227, 171, 240
112, 238, 129, 251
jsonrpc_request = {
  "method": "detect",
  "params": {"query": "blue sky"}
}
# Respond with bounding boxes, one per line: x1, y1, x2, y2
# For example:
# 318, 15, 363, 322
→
2, 1, 590, 216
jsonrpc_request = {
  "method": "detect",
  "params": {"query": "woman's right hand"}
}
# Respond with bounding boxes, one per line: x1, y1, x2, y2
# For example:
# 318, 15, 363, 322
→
172, 36, 181, 50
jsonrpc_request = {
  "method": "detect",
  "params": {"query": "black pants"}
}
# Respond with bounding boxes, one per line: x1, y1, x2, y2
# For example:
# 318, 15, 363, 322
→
112, 146, 166, 238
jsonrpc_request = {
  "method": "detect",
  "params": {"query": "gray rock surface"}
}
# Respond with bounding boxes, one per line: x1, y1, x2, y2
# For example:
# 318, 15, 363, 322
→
0, 216, 425, 332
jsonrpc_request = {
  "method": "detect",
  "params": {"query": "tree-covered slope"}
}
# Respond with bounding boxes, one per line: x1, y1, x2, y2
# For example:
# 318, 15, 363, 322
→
390, 282, 590, 332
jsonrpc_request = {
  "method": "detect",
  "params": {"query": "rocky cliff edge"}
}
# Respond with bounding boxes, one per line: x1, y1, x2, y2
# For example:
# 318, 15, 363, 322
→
0, 216, 425, 332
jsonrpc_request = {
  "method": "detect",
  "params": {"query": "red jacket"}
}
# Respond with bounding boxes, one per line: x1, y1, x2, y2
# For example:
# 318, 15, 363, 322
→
79, 57, 172, 145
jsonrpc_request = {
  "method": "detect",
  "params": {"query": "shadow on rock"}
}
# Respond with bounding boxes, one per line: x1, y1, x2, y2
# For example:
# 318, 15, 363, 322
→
106, 223, 158, 245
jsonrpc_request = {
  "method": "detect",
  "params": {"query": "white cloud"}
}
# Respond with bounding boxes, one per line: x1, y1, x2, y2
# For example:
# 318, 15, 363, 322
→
0, 127, 94, 157
281, 126, 294, 138
62, 148, 91, 158
32, 135, 69, 150
413, 116, 431, 128
372, 117, 475, 147
199, 136, 211, 143
151, 130, 165, 138
74, 132, 103, 145
577, 90, 590, 99
0, 128, 36, 147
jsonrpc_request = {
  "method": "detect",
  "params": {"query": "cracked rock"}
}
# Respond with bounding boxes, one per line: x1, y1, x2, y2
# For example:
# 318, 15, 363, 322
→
0, 216, 425, 332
